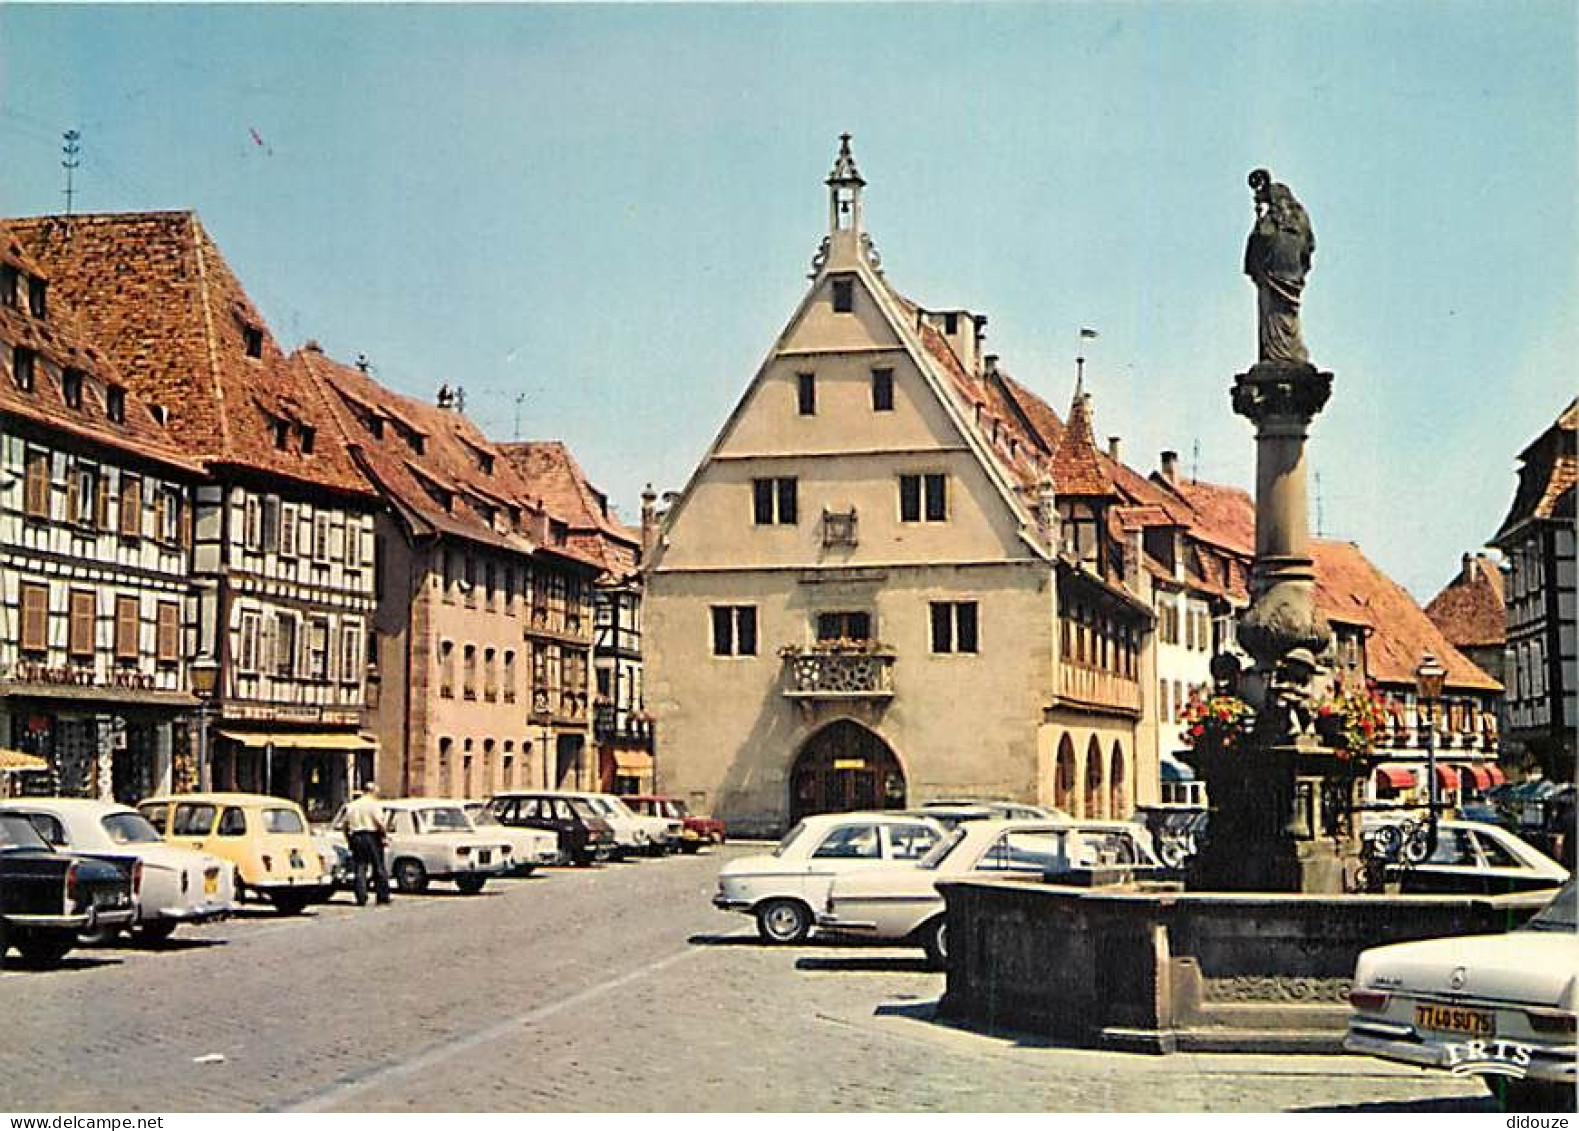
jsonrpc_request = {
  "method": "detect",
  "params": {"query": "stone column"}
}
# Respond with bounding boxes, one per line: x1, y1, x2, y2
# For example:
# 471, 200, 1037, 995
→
1231, 362, 1334, 672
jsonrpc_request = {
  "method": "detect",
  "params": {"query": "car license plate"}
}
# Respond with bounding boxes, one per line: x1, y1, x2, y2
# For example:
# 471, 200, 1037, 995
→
1415, 1003, 1494, 1037
204, 870, 219, 896
479, 850, 491, 865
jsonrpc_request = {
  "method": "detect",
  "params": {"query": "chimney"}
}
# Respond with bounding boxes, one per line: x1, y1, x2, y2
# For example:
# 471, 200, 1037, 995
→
1161, 450, 1179, 483
1108, 436, 1122, 462
973, 315, 989, 374
984, 354, 999, 378
1462, 552, 1476, 584
640, 483, 660, 561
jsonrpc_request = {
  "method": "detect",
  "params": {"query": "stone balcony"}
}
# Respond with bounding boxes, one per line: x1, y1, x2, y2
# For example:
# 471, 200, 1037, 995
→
781, 648, 895, 702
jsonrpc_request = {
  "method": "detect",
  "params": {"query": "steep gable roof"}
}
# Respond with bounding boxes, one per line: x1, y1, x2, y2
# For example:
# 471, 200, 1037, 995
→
0, 229, 198, 475
7, 212, 372, 500
1425, 554, 1507, 651
1050, 391, 1116, 496
498, 441, 639, 577
1495, 398, 1577, 541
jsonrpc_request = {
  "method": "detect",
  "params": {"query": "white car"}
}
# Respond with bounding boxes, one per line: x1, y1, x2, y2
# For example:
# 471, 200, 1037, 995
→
464, 801, 560, 872
3, 797, 234, 941
819, 818, 1160, 967
713, 812, 946, 943
562, 792, 679, 858
1345, 879, 1577, 1112
374, 799, 512, 894
1387, 820, 1569, 896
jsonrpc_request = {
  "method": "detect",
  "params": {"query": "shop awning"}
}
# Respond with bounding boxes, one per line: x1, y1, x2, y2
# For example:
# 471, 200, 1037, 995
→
612, 750, 653, 774
1160, 757, 1196, 783
217, 731, 376, 752
1374, 765, 1417, 790
1434, 764, 1461, 790
1457, 764, 1493, 790
0, 747, 49, 772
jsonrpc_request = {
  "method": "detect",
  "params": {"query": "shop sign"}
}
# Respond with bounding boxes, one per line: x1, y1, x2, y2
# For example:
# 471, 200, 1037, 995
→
1, 662, 156, 692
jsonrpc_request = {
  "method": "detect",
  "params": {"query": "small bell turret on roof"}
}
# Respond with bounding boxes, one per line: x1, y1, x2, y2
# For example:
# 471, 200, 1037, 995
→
826, 132, 866, 235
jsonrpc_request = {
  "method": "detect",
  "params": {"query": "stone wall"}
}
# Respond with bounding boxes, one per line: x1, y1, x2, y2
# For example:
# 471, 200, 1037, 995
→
938, 879, 1550, 1053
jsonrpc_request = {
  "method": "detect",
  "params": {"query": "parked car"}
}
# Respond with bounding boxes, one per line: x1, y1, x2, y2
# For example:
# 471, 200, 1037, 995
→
372, 799, 511, 894
463, 801, 559, 874
1389, 820, 1569, 895
488, 792, 615, 867
818, 818, 1160, 967
0, 812, 135, 967
562, 792, 678, 857
311, 830, 354, 891
623, 795, 726, 854
1346, 879, 1577, 1112
921, 799, 1071, 821
713, 812, 946, 943
2, 798, 233, 942
138, 792, 331, 915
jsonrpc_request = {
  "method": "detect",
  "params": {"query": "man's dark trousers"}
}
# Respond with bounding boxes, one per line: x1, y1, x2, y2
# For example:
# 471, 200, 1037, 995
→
348, 830, 391, 905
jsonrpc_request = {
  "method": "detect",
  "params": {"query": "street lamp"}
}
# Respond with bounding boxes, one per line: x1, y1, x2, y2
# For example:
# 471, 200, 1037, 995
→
1415, 650, 1447, 844
190, 656, 220, 792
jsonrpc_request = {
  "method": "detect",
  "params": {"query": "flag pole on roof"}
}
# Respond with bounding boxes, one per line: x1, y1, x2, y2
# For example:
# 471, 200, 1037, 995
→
1075, 327, 1098, 397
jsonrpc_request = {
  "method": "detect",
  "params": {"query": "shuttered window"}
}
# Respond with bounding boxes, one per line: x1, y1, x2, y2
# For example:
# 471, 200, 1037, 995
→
119, 476, 142, 538
238, 612, 261, 674
156, 602, 180, 665
24, 450, 50, 518
94, 473, 111, 530
20, 584, 49, 654
69, 590, 96, 658
114, 596, 140, 660
275, 613, 298, 678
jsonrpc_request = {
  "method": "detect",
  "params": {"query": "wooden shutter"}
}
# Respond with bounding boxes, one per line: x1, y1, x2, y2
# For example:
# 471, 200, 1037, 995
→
153, 490, 169, 544
69, 590, 96, 658
180, 493, 193, 549
157, 602, 180, 664
115, 595, 140, 660
94, 473, 111, 530
20, 584, 49, 653
119, 476, 142, 538
24, 450, 49, 518
65, 470, 80, 528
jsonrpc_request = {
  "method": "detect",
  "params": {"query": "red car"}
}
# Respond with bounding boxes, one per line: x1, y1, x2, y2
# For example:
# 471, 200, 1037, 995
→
623, 796, 725, 854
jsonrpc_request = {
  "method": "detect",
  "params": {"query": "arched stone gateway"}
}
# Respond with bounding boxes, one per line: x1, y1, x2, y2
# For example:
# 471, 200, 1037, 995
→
789, 720, 905, 824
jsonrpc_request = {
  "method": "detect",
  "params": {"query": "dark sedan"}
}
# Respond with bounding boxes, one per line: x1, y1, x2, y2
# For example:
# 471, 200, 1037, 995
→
488, 793, 614, 867
0, 813, 136, 968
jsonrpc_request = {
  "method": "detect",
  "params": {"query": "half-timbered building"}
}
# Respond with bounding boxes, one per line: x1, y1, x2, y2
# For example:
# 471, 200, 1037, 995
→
11, 213, 381, 820
0, 227, 204, 802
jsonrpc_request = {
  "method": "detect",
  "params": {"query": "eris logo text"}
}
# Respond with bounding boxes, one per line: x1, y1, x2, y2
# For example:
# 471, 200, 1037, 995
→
1443, 1038, 1535, 1078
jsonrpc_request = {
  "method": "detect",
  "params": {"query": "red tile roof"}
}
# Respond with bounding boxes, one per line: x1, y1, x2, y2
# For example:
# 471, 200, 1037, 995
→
1496, 398, 1577, 540
1425, 554, 1507, 650
497, 441, 639, 577
1311, 539, 1501, 693
1050, 391, 1116, 496
7, 212, 374, 500
0, 230, 199, 474
1164, 477, 1257, 557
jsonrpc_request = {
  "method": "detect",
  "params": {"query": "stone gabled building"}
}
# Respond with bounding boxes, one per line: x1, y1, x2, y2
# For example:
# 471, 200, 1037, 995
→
1492, 400, 1576, 782
644, 138, 1156, 834
12, 213, 381, 819
0, 228, 205, 803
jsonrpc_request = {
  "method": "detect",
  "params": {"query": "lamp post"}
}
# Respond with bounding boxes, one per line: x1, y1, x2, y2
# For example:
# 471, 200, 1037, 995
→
190, 656, 220, 792
1415, 651, 1447, 844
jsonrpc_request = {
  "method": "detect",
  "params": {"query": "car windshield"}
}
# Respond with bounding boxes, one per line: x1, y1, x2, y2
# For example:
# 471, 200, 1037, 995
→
919, 826, 970, 870
569, 798, 602, 821
101, 812, 163, 845
0, 813, 51, 851
418, 807, 471, 832
600, 797, 637, 819
772, 821, 808, 857
1524, 881, 1577, 932
468, 807, 502, 828
665, 799, 688, 818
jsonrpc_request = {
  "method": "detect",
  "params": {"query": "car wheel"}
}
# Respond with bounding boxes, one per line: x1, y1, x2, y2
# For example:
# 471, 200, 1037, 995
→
680, 842, 702, 855
921, 916, 949, 970
270, 891, 312, 916
516, 865, 536, 878
1487, 1076, 1575, 1113
393, 858, 429, 893
755, 899, 812, 944
77, 923, 123, 947
455, 874, 487, 895
132, 920, 179, 944
16, 932, 75, 968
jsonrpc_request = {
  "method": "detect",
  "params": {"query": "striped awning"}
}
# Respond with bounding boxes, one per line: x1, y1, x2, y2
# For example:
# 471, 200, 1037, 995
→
217, 731, 376, 752
1374, 765, 1417, 790
1457, 763, 1493, 791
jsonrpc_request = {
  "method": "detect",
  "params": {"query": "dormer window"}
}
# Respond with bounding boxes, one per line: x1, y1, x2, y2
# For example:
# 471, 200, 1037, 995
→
478, 451, 493, 475
831, 278, 854, 314
944, 311, 959, 335
27, 277, 46, 319
12, 346, 36, 392
550, 520, 568, 545
243, 325, 264, 359
299, 425, 316, 454
105, 384, 126, 423
0, 265, 17, 307
61, 368, 84, 409
273, 419, 290, 450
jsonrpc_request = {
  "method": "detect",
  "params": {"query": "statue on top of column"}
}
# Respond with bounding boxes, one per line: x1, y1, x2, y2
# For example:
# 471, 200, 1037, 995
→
1244, 169, 1315, 367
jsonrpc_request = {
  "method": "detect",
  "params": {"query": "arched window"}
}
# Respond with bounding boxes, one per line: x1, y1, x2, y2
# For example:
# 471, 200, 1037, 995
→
1109, 741, 1126, 819
1084, 736, 1105, 819
1055, 735, 1077, 814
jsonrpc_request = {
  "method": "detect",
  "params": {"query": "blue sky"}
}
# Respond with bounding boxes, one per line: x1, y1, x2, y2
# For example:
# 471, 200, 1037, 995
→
1, 3, 1572, 602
